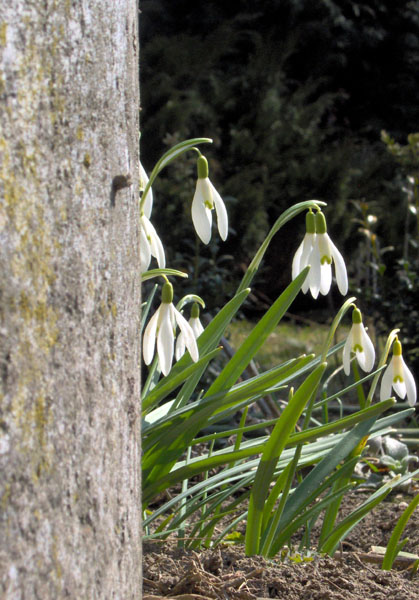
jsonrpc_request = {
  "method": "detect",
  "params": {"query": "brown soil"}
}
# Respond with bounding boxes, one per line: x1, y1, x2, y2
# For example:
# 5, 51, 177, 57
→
143, 491, 419, 600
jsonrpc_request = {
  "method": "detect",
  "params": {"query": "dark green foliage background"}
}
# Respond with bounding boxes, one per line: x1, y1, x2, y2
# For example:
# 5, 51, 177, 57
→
140, 1, 419, 370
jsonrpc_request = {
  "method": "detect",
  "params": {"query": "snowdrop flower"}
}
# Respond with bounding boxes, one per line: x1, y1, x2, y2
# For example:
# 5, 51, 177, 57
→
175, 303, 204, 360
140, 213, 165, 272
380, 339, 416, 406
139, 162, 165, 272
342, 307, 375, 375
292, 210, 348, 299
313, 210, 348, 297
292, 210, 320, 296
143, 282, 199, 376
191, 155, 228, 244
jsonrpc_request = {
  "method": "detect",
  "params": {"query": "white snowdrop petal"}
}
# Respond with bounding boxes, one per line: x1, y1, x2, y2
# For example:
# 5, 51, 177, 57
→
401, 358, 417, 406
356, 350, 367, 372
139, 162, 153, 218
140, 227, 151, 272
173, 307, 199, 362
319, 263, 332, 296
359, 324, 375, 372
143, 308, 160, 365
301, 234, 316, 267
380, 360, 394, 402
212, 183, 228, 241
157, 304, 174, 376
308, 242, 321, 298
292, 240, 304, 281
302, 235, 317, 292
393, 380, 406, 399
190, 317, 204, 338
149, 226, 166, 268
175, 331, 186, 361
143, 216, 166, 268
318, 233, 331, 262
192, 182, 212, 244
329, 237, 348, 296
342, 331, 353, 376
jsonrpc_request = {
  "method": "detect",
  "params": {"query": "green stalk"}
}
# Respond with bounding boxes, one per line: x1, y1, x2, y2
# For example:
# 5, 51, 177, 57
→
237, 200, 326, 294
140, 138, 212, 212
352, 359, 366, 410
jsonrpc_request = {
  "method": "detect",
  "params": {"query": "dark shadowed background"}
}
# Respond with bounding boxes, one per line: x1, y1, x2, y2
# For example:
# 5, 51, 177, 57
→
140, 0, 419, 372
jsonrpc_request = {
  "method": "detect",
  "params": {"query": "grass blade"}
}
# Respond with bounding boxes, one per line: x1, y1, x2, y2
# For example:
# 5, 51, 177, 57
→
382, 492, 419, 570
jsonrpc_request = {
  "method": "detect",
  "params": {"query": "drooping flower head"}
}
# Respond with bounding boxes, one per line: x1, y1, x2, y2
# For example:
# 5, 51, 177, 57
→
343, 307, 375, 375
140, 213, 166, 272
292, 209, 348, 299
380, 339, 416, 406
292, 209, 319, 296
139, 162, 165, 272
191, 155, 228, 244
175, 302, 204, 361
314, 210, 348, 297
143, 282, 199, 376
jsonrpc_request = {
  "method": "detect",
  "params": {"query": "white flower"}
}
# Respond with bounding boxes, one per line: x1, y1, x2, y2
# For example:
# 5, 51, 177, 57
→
380, 339, 416, 406
143, 283, 199, 376
175, 303, 204, 360
292, 210, 348, 299
139, 161, 153, 217
292, 211, 320, 296
342, 308, 375, 375
139, 162, 165, 272
140, 214, 165, 272
315, 229, 348, 297
191, 155, 228, 244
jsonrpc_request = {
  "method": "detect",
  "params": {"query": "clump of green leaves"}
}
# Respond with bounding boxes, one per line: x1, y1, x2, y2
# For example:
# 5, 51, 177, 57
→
141, 142, 418, 558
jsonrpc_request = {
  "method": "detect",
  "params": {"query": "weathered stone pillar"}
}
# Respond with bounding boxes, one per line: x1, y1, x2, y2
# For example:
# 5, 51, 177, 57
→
0, 1, 142, 597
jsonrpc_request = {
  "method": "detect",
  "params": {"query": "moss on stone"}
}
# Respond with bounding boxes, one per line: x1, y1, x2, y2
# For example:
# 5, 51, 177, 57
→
0, 23, 7, 47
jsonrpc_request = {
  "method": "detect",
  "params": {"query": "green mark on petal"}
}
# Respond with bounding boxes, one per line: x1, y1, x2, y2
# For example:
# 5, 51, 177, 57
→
393, 375, 404, 383
353, 344, 363, 352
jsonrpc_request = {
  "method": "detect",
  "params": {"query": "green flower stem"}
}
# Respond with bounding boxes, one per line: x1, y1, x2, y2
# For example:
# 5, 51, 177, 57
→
352, 359, 366, 410
142, 355, 160, 398
176, 294, 205, 312
320, 297, 356, 363
237, 199, 326, 294
141, 268, 188, 282
139, 137, 212, 212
